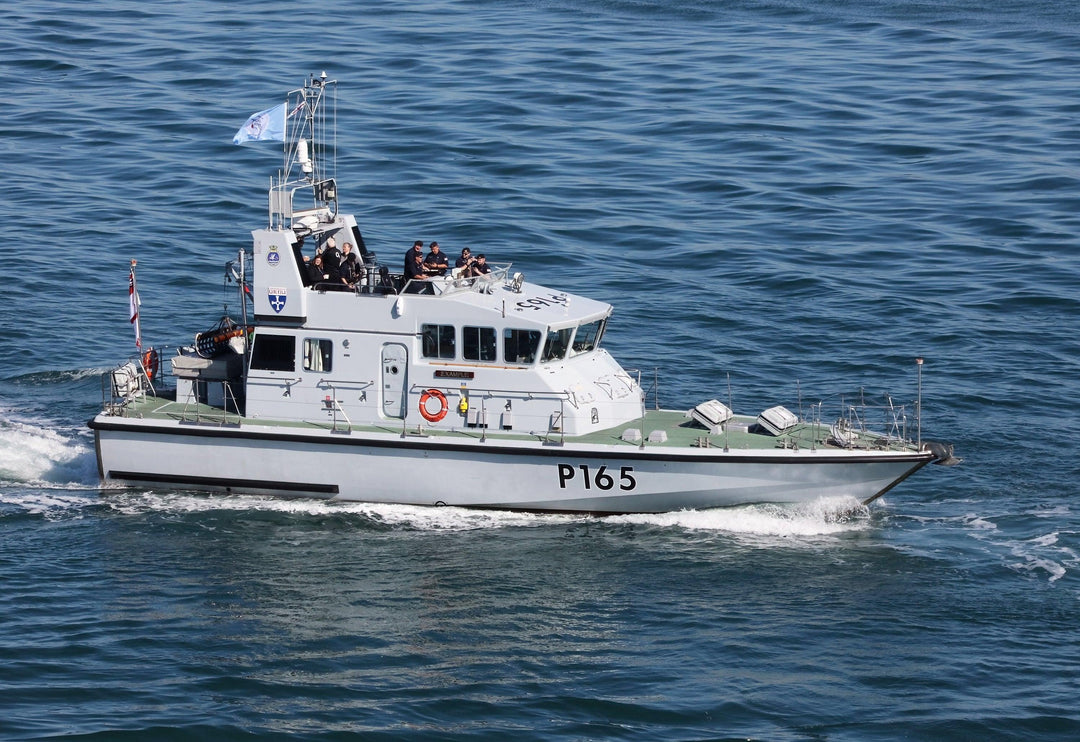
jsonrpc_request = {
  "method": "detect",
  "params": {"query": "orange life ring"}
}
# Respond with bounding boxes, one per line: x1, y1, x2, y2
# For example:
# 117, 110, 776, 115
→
419, 389, 448, 423
141, 348, 159, 379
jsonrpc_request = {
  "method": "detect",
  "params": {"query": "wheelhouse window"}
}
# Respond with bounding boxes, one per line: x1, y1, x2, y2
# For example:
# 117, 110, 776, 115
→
250, 333, 296, 372
541, 327, 572, 363
571, 318, 605, 355
422, 324, 456, 359
503, 329, 542, 365
463, 326, 497, 361
303, 338, 333, 372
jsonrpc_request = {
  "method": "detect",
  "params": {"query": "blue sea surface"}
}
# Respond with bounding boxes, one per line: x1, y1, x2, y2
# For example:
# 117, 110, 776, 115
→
2, 1, 1080, 739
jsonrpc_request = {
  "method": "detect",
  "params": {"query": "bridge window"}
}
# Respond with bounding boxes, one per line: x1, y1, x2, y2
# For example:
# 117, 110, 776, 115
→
422, 324, 456, 359
571, 318, 605, 355
463, 326, 497, 361
250, 333, 296, 372
541, 328, 572, 363
303, 338, 333, 372
503, 329, 541, 364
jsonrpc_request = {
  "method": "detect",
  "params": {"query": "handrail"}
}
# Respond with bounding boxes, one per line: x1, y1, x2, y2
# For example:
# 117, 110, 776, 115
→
405, 382, 572, 443
624, 367, 660, 410
546, 398, 565, 446
400, 263, 512, 297
807, 397, 915, 451
316, 377, 375, 390
316, 380, 357, 432
179, 378, 241, 426
306, 263, 514, 298
100, 353, 162, 416
407, 382, 572, 402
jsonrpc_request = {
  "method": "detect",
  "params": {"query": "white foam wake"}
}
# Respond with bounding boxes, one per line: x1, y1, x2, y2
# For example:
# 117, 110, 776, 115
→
100, 489, 871, 536
102, 491, 580, 530
0, 410, 97, 487
608, 495, 872, 537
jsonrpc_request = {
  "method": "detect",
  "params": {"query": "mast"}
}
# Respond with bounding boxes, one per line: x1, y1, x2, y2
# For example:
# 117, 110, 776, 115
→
916, 356, 923, 449
268, 72, 339, 235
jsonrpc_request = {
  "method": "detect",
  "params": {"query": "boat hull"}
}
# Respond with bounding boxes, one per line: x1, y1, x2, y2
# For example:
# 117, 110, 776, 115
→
90, 417, 933, 514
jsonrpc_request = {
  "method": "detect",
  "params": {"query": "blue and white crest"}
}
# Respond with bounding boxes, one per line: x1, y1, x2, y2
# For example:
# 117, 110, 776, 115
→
266, 246, 281, 267
268, 287, 287, 313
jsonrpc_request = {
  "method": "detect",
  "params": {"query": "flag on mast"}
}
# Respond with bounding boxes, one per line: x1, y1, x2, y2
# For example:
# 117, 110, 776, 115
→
232, 102, 287, 144
129, 260, 142, 349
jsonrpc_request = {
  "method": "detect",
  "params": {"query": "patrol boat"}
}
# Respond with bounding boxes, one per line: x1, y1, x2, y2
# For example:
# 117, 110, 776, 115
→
89, 74, 957, 514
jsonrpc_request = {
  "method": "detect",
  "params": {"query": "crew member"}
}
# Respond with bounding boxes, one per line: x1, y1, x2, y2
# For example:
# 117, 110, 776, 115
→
404, 240, 424, 272
424, 241, 449, 276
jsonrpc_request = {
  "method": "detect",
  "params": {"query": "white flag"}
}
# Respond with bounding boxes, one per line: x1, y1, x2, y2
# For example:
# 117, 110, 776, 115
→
129, 266, 142, 349
232, 102, 286, 144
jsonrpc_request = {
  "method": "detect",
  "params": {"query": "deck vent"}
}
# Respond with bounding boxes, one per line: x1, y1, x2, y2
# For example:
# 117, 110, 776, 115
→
757, 405, 798, 436
647, 430, 668, 443
621, 428, 642, 443
690, 399, 733, 434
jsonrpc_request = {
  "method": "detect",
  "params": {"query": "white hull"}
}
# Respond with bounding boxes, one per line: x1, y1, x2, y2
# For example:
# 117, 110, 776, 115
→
90, 77, 951, 512
92, 417, 932, 514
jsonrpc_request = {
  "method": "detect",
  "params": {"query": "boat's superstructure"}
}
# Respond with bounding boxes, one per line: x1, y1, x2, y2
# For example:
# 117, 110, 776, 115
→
89, 74, 956, 513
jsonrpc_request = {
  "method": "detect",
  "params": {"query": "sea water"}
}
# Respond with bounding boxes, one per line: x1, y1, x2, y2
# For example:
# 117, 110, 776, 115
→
2, 1, 1079, 739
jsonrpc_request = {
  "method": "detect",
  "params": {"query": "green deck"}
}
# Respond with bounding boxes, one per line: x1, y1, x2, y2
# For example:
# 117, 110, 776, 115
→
106, 392, 916, 454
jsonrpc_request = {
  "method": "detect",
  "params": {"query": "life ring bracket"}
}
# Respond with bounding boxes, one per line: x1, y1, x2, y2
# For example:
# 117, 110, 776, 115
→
419, 389, 449, 423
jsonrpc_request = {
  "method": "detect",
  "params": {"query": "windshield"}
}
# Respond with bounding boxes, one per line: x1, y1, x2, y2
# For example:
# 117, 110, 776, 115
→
571, 318, 605, 355
541, 328, 572, 363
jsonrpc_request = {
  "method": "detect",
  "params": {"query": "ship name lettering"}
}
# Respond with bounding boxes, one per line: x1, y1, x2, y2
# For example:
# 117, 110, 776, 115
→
557, 463, 636, 491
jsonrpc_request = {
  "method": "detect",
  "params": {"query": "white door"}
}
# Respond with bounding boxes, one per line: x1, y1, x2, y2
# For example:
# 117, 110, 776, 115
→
381, 343, 408, 418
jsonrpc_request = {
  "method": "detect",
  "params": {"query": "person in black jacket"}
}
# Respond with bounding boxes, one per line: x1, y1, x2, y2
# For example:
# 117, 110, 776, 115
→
404, 251, 429, 282
404, 239, 424, 272
338, 243, 360, 288
424, 241, 449, 276
307, 254, 330, 287
455, 247, 476, 275
319, 236, 341, 276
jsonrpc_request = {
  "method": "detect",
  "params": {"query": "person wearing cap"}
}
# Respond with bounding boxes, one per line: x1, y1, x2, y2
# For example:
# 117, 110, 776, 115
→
424, 241, 449, 276
320, 236, 341, 277
404, 250, 429, 282
404, 240, 424, 273
455, 247, 476, 276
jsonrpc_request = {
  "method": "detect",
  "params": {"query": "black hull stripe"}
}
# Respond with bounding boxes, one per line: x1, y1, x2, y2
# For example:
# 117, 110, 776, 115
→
88, 418, 933, 466
254, 314, 307, 324
108, 471, 339, 494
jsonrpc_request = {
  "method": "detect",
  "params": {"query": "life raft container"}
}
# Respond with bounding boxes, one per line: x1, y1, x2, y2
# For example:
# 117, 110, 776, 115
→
419, 389, 449, 423
195, 318, 245, 358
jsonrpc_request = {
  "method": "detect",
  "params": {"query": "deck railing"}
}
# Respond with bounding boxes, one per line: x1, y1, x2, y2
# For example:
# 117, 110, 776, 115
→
309, 263, 513, 297
403, 383, 575, 443
179, 379, 242, 426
